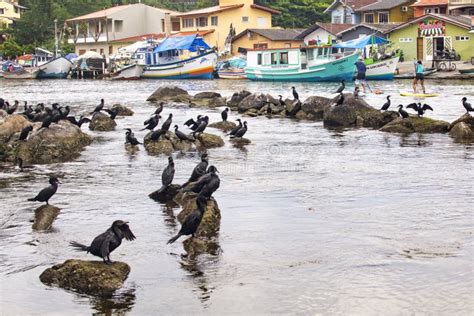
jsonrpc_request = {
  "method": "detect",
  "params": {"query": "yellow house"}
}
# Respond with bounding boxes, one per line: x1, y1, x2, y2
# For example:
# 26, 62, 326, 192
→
355, 0, 416, 24
231, 28, 304, 55
0, 0, 25, 29
174, 0, 280, 53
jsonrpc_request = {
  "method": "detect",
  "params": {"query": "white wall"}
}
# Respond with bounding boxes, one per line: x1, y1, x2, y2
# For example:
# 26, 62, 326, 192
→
304, 29, 334, 44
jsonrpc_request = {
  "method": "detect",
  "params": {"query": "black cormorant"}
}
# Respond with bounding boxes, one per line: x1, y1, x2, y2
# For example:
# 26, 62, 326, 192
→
407, 102, 433, 117
278, 95, 286, 107
18, 125, 33, 141
182, 153, 208, 188
335, 80, 345, 93
154, 102, 164, 115
142, 114, 160, 131
27, 176, 60, 204
167, 195, 207, 244
231, 121, 247, 138
462, 97, 473, 113
221, 108, 229, 121
291, 87, 299, 100
174, 125, 195, 142
90, 99, 104, 114
125, 128, 141, 145
189, 166, 220, 198
67, 116, 91, 127
228, 119, 242, 136
156, 156, 175, 194
381, 96, 391, 111
161, 113, 173, 132
193, 116, 209, 135
70, 220, 136, 264
286, 100, 301, 116
397, 104, 409, 119
335, 92, 344, 106
150, 128, 166, 141
104, 108, 119, 120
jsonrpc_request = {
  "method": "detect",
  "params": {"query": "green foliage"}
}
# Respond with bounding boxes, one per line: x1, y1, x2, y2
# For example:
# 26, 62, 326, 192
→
0, 38, 24, 58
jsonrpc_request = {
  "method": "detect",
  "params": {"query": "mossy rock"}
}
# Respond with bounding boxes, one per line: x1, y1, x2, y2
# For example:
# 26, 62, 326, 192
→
32, 205, 60, 231
302, 96, 331, 120
183, 237, 221, 257
380, 116, 449, 134
39, 259, 130, 296
195, 133, 224, 149
449, 122, 474, 141
191, 92, 226, 108
112, 104, 134, 116
0, 114, 30, 143
230, 138, 251, 146
208, 121, 236, 132
147, 85, 191, 103
89, 112, 116, 131
149, 184, 181, 203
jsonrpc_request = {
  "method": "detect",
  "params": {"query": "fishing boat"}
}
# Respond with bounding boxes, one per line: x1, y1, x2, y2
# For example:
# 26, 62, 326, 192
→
459, 68, 474, 75
245, 46, 358, 82
111, 63, 143, 80
217, 57, 247, 79
2, 68, 40, 79
334, 35, 400, 80
37, 56, 73, 79
141, 35, 217, 80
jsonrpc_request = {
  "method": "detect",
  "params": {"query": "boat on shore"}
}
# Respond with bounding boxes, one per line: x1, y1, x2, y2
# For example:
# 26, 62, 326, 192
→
217, 57, 247, 79
111, 63, 143, 80
3, 68, 40, 79
37, 56, 73, 79
141, 35, 217, 80
245, 46, 358, 82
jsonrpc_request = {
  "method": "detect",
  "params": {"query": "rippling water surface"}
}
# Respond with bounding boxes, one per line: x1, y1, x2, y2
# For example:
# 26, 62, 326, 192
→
0, 79, 473, 315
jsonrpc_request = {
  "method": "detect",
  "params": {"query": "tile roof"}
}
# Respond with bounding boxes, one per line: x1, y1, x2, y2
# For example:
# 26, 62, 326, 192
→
250, 4, 281, 14
174, 4, 244, 17
66, 4, 180, 22
233, 28, 305, 42
297, 23, 354, 39
411, 0, 448, 7
170, 30, 215, 37
325, 0, 378, 13
356, 0, 414, 11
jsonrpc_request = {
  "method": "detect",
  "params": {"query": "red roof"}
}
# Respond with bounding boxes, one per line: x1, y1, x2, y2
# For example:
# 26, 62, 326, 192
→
175, 4, 244, 17
170, 30, 215, 37
411, 0, 448, 6
110, 33, 166, 43
66, 5, 132, 22
250, 4, 281, 14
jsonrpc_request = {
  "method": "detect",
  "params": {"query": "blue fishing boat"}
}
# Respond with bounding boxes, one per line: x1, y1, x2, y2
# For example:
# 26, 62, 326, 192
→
245, 46, 358, 82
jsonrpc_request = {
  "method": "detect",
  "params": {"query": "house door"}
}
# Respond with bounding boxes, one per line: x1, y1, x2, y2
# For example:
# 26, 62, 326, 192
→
434, 37, 444, 58
417, 37, 424, 60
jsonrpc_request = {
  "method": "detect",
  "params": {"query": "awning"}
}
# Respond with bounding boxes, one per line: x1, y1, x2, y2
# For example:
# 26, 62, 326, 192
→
153, 34, 210, 53
333, 35, 388, 49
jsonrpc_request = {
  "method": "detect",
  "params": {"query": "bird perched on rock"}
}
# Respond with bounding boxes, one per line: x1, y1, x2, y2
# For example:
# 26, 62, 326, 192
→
156, 156, 175, 194
174, 125, 195, 142
335, 80, 345, 93
397, 104, 409, 119
59, 106, 70, 120
193, 116, 209, 136
335, 93, 344, 106
6, 100, 19, 115
150, 129, 166, 141
104, 108, 119, 120
286, 100, 302, 117
381, 96, 391, 111
142, 114, 160, 131
67, 116, 91, 128
154, 102, 164, 115
231, 121, 248, 138
291, 87, 299, 100
184, 115, 203, 131
18, 125, 33, 141
407, 102, 433, 117
181, 153, 208, 188
189, 165, 220, 198
221, 108, 229, 121
161, 113, 173, 132
90, 99, 105, 114
125, 128, 141, 145
167, 195, 207, 244
70, 220, 136, 264
27, 176, 60, 205
278, 95, 286, 107
462, 97, 473, 113
228, 119, 242, 136
40, 112, 53, 129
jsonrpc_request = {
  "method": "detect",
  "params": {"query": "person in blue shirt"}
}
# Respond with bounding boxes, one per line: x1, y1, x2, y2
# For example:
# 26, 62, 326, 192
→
354, 56, 367, 93
412, 60, 426, 94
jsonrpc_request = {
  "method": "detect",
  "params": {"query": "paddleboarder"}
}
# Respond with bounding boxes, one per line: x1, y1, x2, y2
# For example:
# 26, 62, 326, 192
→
412, 60, 426, 94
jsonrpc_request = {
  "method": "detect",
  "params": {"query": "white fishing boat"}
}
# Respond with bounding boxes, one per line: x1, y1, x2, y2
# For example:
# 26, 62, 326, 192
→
3, 68, 40, 79
141, 35, 217, 80
111, 63, 143, 80
37, 56, 73, 79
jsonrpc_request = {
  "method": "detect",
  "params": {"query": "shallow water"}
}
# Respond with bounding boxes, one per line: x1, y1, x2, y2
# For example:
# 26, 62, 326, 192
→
0, 79, 473, 315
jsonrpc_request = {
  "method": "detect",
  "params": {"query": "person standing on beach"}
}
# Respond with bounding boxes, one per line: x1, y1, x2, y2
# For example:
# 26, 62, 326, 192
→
412, 60, 426, 94
354, 56, 367, 94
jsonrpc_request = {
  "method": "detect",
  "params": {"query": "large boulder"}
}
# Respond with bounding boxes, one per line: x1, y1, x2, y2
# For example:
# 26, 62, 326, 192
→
89, 112, 116, 131
144, 131, 196, 155
238, 93, 274, 113
111, 104, 134, 116
147, 85, 191, 103
183, 238, 221, 257
149, 184, 181, 203
301, 96, 331, 120
39, 259, 130, 296
448, 114, 474, 141
32, 205, 60, 231
227, 90, 252, 110
177, 195, 221, 238
195, 133, 224, 149
380, 117, 449, 134
191, 92, 226, 108
0, 114, 30, 143
208, 120, 236, 132
10, 121, 92, 164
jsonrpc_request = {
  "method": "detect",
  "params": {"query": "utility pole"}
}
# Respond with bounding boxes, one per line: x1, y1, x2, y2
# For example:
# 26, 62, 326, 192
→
54, 18, 58, 57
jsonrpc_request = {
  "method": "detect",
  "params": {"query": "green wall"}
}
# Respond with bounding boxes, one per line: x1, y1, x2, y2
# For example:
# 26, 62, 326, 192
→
388, 18, 474, 61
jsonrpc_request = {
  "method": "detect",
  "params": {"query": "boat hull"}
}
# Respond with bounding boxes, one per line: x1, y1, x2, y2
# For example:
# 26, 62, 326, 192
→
111, 64, 143, 80
218, 70, 246, 79
245, 53, 358, 82
3, 69, 39, 79
365, 56, 399, 80
141, 51, 217, 80
37, 57, 73, 79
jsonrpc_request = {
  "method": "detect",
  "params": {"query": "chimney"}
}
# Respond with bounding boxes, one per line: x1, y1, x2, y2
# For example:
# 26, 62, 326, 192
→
164, 13, 172, 36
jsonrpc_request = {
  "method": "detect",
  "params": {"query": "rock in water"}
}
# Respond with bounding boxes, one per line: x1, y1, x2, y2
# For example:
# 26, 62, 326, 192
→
449, 122, 474, 141
147, 85, 190, 103
89, 112, 117, 131
191, 92, 226, 108
230, 138, 251, 146
183, 237, 221, 257
238, 93, 273, 113
195, 133, 224, 149
13, 121, 92, 164
301, 96, 331, 120
208, 121, 237, 132
39, 259, 130, 296
32, 205, 60, 231
177, 196, 221, 238
112, 104, 134, 116
0, 114, 30, 143
149, 184, 181, 203
380, 117, 449, 134
227, 90, 252, 110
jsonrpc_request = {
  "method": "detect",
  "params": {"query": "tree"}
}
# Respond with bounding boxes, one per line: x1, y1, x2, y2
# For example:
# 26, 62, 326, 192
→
0, 38, 24, 58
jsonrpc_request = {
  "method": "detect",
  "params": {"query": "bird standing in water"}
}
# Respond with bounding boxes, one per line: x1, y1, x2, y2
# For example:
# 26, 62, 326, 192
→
27, 176, 60, 205
291, 87, 299, 100
397, 104, 409, 119
167, 195, 207, 244
70, 220, 136, 264
221, 108, 229, 121
381, 96, 391, 111
462, 97, 473, 113
156, 156, 175, 194
181, 153, 208, 188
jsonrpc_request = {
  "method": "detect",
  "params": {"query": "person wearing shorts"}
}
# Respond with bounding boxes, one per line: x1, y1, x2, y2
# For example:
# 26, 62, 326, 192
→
354, 57, 366, 93
412, 60, 426, 94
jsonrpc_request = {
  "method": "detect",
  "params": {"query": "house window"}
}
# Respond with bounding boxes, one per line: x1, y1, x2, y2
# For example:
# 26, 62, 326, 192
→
284, 43, 292, 48
79, 49, 86, 55
271, 52, 277, 64
257, 17, 266, 27
183, 18, 194, 28
242, 16, 249, 23
0, 9, 4, 14
399, 38, 413, 42
114, 20, 123, 32
455, 36, 470, 41
109, 46, 113, 54
378, 12, 389, 23
100, 48, 104, 55
211, 16, 218, 26
257, 53, 262, 65
364, 13, 374, 23
345, 15, 353, 24
333, 16, 342, 24
280, 52, 289, 64
196, 17, 208, 27
253, 43, 267, 49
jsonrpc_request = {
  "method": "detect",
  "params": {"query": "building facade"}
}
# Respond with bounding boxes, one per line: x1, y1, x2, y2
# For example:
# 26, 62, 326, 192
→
231, 28, 303, 54
411, 0, 448, 17
387, 14, 473, 60
296, 23, 353, 44
66, 3, 179, 57
356, 0, 417, 24
174, 0, 279, 52
0, 0, 25, 29
324, 0, 378, 24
